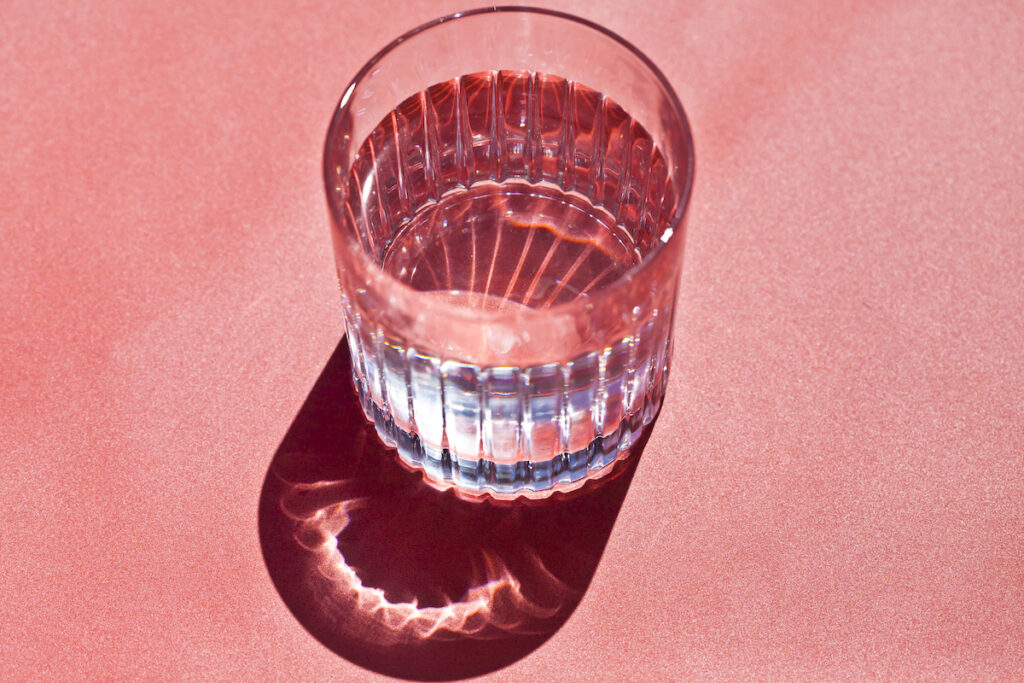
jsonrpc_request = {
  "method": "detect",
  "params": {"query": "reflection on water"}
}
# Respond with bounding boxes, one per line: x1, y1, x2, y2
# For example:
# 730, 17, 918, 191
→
259, 339, 654, 680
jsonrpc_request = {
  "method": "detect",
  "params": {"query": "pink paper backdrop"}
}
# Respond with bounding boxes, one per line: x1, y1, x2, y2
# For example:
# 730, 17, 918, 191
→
2, 1, 1022, 679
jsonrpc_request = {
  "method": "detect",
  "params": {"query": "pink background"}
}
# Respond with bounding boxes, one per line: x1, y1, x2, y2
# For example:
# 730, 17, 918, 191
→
2, 1, 1022, 679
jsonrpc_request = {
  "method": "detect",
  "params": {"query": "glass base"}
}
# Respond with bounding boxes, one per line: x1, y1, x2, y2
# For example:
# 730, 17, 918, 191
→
356, 378, 659, 500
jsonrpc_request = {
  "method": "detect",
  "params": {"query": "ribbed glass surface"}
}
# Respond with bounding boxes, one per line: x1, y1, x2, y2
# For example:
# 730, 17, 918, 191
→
338, 70, 678, 497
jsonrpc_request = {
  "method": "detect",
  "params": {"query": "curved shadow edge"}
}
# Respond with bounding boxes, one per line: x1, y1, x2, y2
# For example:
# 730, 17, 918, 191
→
258, 338, 657, 680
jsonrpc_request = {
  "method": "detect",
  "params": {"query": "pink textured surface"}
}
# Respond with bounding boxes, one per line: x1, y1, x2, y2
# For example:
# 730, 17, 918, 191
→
2, 1, 1022, 679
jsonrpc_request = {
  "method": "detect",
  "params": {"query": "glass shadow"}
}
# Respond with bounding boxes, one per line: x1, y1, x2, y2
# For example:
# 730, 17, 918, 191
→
259, 338, 657, 680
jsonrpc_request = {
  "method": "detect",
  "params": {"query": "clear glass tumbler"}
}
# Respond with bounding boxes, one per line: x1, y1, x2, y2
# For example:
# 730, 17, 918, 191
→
324, 7, 694, 499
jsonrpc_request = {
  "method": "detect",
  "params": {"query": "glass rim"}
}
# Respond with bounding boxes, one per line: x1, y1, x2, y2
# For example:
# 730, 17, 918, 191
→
324, 5, 695, 325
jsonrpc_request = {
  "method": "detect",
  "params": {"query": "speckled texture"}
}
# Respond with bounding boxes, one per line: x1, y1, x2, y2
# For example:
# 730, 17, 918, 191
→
2, 1, 1022, 680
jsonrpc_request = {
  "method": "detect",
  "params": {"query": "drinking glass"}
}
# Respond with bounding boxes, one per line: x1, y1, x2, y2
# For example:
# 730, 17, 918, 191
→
324, 7, 694, 498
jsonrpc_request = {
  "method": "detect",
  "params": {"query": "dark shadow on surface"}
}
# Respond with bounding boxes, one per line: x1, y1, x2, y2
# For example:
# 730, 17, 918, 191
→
259, 338, 656, 681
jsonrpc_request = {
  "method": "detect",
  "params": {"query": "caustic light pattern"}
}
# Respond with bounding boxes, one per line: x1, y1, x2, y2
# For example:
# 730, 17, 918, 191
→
280, 478, 576, 644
